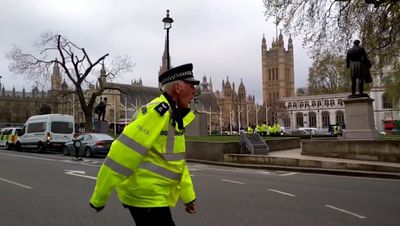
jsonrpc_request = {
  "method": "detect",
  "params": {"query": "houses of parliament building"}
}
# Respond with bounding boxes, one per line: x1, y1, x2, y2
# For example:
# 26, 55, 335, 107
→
0, 33, 296, 133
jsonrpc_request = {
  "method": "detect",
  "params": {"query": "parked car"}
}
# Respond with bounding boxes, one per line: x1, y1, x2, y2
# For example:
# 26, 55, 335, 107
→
63, 133, 114, 157
0, 127, 23, 149
298, 127, 318, 135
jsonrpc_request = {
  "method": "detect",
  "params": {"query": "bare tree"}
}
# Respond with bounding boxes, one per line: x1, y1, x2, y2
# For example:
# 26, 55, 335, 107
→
263, 0, 400, 57
263, 0, 400, 99
7, 33, 132, 131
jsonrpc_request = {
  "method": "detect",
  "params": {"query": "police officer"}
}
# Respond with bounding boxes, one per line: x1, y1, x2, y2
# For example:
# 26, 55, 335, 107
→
89, 63, 200, 226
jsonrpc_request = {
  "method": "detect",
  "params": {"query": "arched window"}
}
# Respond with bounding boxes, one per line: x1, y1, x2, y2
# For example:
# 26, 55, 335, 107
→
312, 101, 316, 107
296, 112, 304, 128
330, 100, 335, 106
322, 111, 330, 128
293, 102, 297, 108
336, 110, 345, 126
324, 100, 329, 106
288, 102, 292, 108
309, 112, 317, 128
300, 102, 304, 108
283, 115, 291, 128
382, 93, 393, 109
317, 101, 322, 107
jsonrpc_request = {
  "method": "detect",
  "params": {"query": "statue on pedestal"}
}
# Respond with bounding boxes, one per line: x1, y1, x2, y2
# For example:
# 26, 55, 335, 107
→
346, 39, 372, 98
94, 97, 107, 121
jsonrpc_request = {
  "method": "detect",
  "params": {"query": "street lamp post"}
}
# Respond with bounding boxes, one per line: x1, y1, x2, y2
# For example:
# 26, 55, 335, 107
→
219, 108, 222, 135
162, 10, 174, 70
229, 105, 232, 135
255, 104, 261, 126
238, 105, 243, 133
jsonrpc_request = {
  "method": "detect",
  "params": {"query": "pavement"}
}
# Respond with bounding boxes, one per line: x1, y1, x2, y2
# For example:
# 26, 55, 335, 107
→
188, 148, 400, 179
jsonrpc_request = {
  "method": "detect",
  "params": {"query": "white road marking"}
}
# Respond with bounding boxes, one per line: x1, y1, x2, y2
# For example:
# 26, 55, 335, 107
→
64, 170, 97, 180
0, 177, 33, 189
268, 188, 295, 197
256, 171, 270, 175
189, 164, 298, 177
279, 172, 298, 176
61, 159, 101, 167
221, 179, 245, 184
325, 204, 366, 219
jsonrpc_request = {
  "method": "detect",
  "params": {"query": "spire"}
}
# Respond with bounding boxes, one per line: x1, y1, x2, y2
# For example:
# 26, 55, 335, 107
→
51, 59, 62, 90
53, 58, 60, 74
225, 76, 231, 88
288, 34, 293, 50
279, 30, 284, 47
158, 35, 170, 81
209, 76, 213, 92
100, 61, 107, 76
200, 74, 209, 92
261, 33, 267, 50
61, 79, 68, 90
99, 61, 107, 85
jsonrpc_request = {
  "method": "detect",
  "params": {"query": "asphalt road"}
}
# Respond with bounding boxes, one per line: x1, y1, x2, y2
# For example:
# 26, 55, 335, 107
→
1, 149, 400, 226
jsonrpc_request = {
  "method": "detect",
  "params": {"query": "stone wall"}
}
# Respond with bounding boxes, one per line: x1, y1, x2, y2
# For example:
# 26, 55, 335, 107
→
302, 140, 400, 163
186, 138, 300, 162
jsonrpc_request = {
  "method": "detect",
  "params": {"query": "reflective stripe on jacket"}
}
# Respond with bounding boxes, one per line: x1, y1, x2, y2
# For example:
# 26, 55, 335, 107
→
90, 94, 196, 208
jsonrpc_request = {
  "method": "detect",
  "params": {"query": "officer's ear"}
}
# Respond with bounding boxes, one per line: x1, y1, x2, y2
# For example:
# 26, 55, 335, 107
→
176, 81, 182, 94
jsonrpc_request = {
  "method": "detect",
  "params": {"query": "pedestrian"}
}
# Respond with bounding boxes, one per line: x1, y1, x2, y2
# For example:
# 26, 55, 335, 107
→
89, 63, 200, 226
346, 39, 372, 96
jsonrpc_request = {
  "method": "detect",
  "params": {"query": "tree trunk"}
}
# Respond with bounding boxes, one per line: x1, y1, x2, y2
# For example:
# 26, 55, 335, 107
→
84, 109, 94, 133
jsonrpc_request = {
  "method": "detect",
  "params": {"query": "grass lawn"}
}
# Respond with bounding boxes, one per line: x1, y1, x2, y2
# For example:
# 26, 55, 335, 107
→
380, 134, 400, 141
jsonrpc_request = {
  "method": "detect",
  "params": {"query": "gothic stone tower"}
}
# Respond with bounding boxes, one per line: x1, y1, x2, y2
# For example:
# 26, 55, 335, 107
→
261, 33, 295, 106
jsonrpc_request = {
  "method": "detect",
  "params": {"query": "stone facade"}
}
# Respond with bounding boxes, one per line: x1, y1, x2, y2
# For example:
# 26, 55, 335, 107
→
279, 90, 398, 131
0, 62, 75, 127
280, 93, 347, 131
261, 33, 295, 106
198, 76, 258, 132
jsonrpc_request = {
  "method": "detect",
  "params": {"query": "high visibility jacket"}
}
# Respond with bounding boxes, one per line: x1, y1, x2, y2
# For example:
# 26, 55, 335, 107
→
90, 94, 196, 208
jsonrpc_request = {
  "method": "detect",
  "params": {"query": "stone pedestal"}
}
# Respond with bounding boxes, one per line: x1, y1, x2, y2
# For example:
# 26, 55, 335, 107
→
185, 112, 207, 136
342, 97, 379, 140
93, 121, 109, 134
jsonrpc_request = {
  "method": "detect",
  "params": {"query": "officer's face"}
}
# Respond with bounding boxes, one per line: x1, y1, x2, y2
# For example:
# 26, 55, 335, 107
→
177, 81, 196, 108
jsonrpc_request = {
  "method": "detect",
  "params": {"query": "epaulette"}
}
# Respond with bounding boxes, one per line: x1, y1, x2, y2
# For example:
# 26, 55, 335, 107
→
154, 102, 169, 116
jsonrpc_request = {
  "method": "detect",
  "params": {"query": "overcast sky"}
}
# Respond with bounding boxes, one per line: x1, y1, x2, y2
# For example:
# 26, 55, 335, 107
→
0, 0, 312, 103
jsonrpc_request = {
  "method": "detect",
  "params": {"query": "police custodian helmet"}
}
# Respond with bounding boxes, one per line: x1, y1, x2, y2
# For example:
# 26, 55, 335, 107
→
159, 63, 200, 85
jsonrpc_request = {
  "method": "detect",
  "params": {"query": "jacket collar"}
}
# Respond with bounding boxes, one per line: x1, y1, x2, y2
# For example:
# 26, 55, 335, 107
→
161, 92, 195, 129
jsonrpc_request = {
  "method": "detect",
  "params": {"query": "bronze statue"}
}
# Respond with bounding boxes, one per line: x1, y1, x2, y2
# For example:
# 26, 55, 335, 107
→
95, 97, 107, 121
346, 40, 372, 97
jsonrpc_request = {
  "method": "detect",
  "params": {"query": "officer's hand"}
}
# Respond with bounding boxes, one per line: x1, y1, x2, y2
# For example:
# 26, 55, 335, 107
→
90, 202, 105, 212
185, 202, 196, 214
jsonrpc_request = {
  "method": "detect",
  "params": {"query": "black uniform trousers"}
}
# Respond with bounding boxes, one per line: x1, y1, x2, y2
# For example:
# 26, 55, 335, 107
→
124, 204, 176, 226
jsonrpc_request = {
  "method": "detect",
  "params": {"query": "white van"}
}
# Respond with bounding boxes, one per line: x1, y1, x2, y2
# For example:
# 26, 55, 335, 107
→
16, 114, 75, 152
